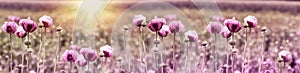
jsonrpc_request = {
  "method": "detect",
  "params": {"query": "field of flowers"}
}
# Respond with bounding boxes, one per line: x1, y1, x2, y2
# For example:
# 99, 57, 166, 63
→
1, 0, 300, 73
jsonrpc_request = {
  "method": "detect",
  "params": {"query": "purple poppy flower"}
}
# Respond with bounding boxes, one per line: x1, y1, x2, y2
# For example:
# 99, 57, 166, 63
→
212, 16, 225, 22
14, 26, 27, 38
164, 14, 177, 21
1, 22, 18, 34
39, 15, 53, 28
148, 16, 166, 32
184, 30, 198, 42
7, 15, 20, 23
206, 22, 223, 34
224, 17, 242, 33
132, 15, 146, 27
220, 26, 231, 38
75, 55, 87, 67
169, 21, 184, 33
99, 45, 113, 57
244, 15, 257, 28
62, 50, 78, 62
158, 25, 171, 37
69, 45, 82, 52
278, 50, 292, 62
19, 17, 37, 33
80, 48, 99, 62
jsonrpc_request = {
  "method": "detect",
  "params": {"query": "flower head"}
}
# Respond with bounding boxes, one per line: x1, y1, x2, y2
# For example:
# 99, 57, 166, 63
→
148, 16, 166, 32
99, 45, 113, 57
206, 22, 223, 34
75, 55, 87, 67
169, 21, 184, 33
14, 26, 27, 38
184, 30, 198, 42
164, 14, 177, 21
278, 50, 292, 62
212, 16, 225, 22
39, 15, 53, 28
224, 17, 242, 33
132, 15, 146, 27
80, 48, 99, 62
220, 26, 231, 38
244, 15, 257, 28
62, 50, 78, 62
158, 25, 171, 37
7, 15, 20, 23
1, 22, 18, 34
69, 45, 82, 52
19, 17, 37, 32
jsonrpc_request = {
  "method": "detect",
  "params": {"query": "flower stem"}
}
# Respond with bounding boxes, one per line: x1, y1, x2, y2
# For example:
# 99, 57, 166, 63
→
70, 62, 72, 73
37, 27, 43, 73
226, 39, 229, 73
258, 30, 265, 73
172, 32, 176, 71
213, 33, 217, 72
42, 27, 46, 72
53, 31, 61, 72
242, 28, 248, 73
231, 32, 235, 73
123, 29, 131, 71
9, 33, 13, 72
21, 38, 24, 73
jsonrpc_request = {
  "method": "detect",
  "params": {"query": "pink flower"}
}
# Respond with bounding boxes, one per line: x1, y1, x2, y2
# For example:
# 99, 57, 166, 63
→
75, 55, 87, 67
296, 31, 300, 37
69, 45, 82, 52
39, 15, 53, 28
158, 25, 171, 37
132, 15, 146, 27
7, 15, 20, 23
220, 26, 231, 38
169, 21, 184, 33
19, 17, 37, 33
206, 22, 223, 34
14, 26, 27, 38
164, 14, 177, 21
1, 22, 18, 34
99, 45, 113, 57
184, 30, 198, 42
29, 70, 36, 73
212, 16, 225, 22
62, 50, 78, 62
80, 48, 99, 62
224, 17, 242, 33
244, 15, 257, 28
148, 16, 166, 32
278, 50, 292, 62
